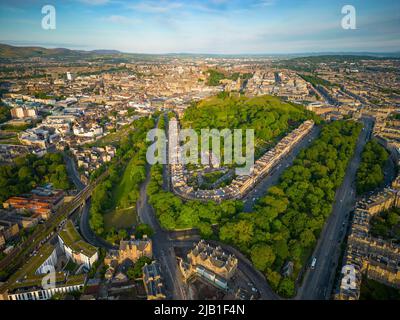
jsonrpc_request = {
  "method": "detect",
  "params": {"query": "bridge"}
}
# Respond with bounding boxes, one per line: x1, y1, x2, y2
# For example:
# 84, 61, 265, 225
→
0, 170, 109, 287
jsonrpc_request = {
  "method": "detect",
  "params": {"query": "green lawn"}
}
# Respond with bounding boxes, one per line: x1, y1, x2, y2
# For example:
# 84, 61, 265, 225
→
85, 124, 131, 148
103, 154, 143, 232
103, 207, 138, 231
112, 154, 145, 210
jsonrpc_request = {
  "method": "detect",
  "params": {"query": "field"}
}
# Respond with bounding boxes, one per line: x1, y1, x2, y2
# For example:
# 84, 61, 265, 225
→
102, 148, 145, 231
113, 154, 144, 209
85, 124, 132, 148
104, 207, 138, 231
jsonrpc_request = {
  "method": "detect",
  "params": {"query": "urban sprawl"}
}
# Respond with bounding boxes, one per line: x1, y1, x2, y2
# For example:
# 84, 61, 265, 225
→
0, 46, 399, 301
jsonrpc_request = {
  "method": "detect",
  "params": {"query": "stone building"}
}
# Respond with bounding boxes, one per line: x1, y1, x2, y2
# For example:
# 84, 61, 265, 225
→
336, 180, 400, 300
179, 240, 238, 291
104, 236, 152, 266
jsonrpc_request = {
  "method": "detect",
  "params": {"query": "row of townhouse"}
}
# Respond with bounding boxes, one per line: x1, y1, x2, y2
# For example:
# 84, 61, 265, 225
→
170, 118, 314, 202
336, 181, 400, 300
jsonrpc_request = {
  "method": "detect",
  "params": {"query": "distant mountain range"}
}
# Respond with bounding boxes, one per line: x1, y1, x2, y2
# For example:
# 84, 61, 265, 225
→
0, 43, 122, 59
0, 43, 399, 59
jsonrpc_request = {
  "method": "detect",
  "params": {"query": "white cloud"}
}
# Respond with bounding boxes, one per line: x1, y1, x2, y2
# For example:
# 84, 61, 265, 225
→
79, 0, 110, 5
103, 15, 142, 25
254, 0, 277, 7
130, 1, 184, 13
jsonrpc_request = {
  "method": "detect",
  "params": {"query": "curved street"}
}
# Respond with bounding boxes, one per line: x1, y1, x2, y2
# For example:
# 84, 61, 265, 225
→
79, 200, 117, 251
64, 153, 86, 191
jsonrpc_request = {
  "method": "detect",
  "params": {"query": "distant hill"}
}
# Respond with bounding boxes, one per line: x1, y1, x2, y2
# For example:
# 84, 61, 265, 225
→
0, 43, 398, 60
288, 54, 400, 62
0, 44, 123, 59
0, 43, 82, 58
90, 49, 121, 55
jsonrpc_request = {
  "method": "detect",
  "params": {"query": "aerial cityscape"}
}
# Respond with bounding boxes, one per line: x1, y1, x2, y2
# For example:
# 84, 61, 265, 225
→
0, 0, 399, 310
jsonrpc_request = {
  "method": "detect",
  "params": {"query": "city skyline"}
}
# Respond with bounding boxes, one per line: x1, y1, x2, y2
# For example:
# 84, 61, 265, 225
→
0, 0, 400, 306
0, 0, 399, 54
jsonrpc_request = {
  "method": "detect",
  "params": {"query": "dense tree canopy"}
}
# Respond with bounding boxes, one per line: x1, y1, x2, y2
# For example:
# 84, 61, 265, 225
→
0, 99, 11, 124
205, 69, 253, 86
182, 95, 318, 160
148, 96, 361, 298
356, 140, 389, 195
217, 120, 362, 296
298, 74, 339, 88
0, 152, 71, 202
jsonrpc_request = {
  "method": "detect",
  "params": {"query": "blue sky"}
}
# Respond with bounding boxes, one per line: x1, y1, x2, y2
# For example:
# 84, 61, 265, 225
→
0, 0, 399, 54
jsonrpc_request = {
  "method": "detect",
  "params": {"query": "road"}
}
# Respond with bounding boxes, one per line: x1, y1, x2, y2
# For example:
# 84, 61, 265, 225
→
79, 200, 116, 250
137, 161, 190, 300
315, 85, 340, 106
296, 117, 374, 300
242, 125, 321, 212
64, 153, 86, 191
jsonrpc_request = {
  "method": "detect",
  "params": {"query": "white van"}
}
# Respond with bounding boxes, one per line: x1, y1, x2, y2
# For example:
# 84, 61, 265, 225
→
311, 257, 317, 270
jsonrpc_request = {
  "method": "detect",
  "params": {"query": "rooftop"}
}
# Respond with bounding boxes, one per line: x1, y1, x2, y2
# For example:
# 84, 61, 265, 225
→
59, 220, 98, 258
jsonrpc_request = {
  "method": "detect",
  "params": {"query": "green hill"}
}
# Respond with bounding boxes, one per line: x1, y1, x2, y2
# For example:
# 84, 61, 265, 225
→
0, 43, 123, 59
181, 94, 319, 157
0, 43, 82, 59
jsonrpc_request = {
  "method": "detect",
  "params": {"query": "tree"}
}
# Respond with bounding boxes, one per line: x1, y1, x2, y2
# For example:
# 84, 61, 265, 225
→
274, 240, 289, 260
387, 212, 400, 226
219, 220, 254, 249
18, 166, 33, 181
356, 140, 388, 195
0, 152, 71, 203
299, 229, 316, 248
134, 224, 154, 238
266, 269, 281, 291
118, 229, 128, 241
250, 244, 276, 271
278, 278, 296, 298
126, 257, 153, 280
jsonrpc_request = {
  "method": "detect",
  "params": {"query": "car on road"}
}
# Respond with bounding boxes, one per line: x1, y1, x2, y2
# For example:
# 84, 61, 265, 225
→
311, 257, 317, 270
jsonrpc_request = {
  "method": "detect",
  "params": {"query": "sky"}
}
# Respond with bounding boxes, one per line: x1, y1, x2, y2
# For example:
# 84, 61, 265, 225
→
0, 0, 399, 54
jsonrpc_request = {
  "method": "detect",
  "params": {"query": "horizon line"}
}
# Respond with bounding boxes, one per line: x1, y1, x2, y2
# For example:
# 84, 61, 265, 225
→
1, 42, 400, 57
